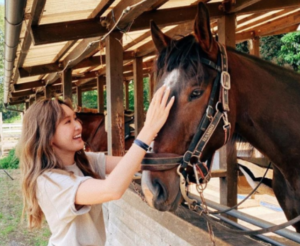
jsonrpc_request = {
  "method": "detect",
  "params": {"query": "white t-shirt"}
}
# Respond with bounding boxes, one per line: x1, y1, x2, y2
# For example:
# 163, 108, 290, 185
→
36, 152, 106, 246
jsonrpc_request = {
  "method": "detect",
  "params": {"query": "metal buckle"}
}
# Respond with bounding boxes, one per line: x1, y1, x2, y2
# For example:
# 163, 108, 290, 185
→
206, 105, 214, 120
221, 71, 231, 90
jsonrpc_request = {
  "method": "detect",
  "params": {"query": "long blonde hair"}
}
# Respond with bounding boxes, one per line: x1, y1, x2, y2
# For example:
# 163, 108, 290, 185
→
17, 99, 100, 228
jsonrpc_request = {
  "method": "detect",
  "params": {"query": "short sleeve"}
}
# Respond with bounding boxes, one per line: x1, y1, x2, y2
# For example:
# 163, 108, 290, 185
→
37, 171, 92, 222
86, 152, 106, 179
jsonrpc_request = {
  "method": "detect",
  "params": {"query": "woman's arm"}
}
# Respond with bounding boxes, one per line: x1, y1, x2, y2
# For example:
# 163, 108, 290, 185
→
75, 86, 174, 205
105, 156, 122, 174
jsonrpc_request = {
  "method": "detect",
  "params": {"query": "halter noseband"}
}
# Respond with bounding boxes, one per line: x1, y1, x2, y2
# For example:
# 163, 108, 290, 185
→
141, 43, 231, 185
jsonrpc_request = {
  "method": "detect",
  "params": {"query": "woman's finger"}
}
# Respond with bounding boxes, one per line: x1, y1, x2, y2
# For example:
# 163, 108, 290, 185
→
160, 87, 171, 107
166, 96, 175, 111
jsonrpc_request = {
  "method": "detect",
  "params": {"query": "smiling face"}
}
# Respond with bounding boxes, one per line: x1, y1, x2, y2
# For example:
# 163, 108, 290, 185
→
51, 104, 84, 157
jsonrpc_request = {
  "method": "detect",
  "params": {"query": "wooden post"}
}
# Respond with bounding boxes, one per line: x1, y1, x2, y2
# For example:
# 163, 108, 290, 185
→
29, 97, 35, 106
76, 86, 82, 107
25, 101, 29, 110
44, 85, 52, 99
97, 76, 105, 113
149, 72, 155, 99
62, 69, 73, 101
249, 37, 260, 57
106, 32, 124, 156
124, 80, 130, 110
218, 14, 238, 211
133, 57, 145, 135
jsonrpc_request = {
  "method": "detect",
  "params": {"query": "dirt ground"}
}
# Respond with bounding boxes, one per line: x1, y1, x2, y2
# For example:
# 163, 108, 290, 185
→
0, 169, 50, 246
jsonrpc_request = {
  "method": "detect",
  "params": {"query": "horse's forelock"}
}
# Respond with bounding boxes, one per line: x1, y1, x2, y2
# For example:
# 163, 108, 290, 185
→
156, 35, 206, 90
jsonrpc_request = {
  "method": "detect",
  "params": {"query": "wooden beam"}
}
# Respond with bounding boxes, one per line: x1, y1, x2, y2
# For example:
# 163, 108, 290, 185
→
236, 10, 300, 41
133, 57, 145, 136
239, 0, 300, 15
19, 51, 136, 78
14, 80, 45, 91
62, 69, 73, 101
97, 76, 105, 113
90, 0, 115, 18
106, 32, 124, 156
31, 4, 223, 45
226, 0, 262, 13
11, 89, 34, 98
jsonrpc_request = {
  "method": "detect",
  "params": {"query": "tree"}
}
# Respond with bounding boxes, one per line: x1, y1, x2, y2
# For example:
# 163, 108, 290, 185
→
279, 32, 300, 72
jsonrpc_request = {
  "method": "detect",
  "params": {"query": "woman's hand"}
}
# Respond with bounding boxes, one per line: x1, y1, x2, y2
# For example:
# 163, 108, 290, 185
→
144, 85, 175, 137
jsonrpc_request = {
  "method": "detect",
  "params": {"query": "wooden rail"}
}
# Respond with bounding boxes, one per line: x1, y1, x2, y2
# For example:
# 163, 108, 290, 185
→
0, 113, 22, 156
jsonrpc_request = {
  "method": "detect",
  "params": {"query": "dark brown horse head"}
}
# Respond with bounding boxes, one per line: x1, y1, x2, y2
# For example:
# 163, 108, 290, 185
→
142, 3, 235, 211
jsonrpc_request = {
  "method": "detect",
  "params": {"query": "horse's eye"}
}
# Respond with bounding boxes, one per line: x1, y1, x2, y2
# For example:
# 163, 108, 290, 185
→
189, 90, 203, 100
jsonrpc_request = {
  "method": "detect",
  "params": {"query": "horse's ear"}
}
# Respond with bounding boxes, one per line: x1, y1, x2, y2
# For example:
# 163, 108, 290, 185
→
194, 3, 218, 57
151, 21, 171, 53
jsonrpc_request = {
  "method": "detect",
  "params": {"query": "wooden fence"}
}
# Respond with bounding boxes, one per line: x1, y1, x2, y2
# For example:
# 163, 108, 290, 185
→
0, 113, 22, 157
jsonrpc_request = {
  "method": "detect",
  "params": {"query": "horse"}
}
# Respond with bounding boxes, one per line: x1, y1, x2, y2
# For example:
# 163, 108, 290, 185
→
141, 2, 300, 232
76, 112, 135, 152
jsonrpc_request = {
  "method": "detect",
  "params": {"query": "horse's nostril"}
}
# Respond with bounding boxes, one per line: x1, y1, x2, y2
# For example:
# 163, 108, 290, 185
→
154, 179, 167, 203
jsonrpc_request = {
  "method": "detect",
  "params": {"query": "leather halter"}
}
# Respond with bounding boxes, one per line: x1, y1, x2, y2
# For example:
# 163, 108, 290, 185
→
141, 43, 231, 183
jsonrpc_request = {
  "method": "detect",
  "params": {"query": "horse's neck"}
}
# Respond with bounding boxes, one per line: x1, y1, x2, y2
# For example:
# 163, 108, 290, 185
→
228, 50, 300, 167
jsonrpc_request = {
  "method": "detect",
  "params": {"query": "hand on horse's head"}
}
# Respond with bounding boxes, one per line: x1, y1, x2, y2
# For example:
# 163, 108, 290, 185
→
144, 85, 175, 139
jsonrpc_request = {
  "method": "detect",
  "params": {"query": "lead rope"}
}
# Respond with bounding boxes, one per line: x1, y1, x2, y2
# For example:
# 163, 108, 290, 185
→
193, 167, 216, 245
116, 113, 147, 203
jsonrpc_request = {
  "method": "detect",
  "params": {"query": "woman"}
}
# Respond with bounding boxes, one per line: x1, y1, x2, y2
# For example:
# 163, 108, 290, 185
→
17, 86, 174, 246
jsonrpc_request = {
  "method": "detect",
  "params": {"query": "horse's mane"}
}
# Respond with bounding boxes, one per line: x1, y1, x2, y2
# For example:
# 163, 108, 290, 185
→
227, 47, 300, 80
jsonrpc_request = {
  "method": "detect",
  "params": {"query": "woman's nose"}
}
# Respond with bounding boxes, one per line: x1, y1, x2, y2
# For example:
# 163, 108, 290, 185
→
75, 120, 82, 130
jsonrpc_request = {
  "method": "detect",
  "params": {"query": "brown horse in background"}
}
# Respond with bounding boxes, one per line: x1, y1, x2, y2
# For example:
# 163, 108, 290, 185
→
141, 3, 300, 232
76, 112, 134, 152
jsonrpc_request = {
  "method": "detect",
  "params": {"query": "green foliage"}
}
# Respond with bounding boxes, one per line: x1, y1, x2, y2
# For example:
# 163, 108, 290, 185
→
79, 77, 150, 112
128, 77, 150, 111
279, 32, 300, 72
236, 41, 249, 54
260, 35, 285, 65
0, 149, 19, 169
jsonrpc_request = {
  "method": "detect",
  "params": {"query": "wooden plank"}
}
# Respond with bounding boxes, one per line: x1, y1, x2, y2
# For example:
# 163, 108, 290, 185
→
236, 10, 300, 41
31, 4, 223, 45
30, 0, 300, 45
239, 0, 300, 15
62, 69, 73, 101
105, 32, 124, 156
218, 14, 238, 213
89, 0, 115, 18
97, 76, 105, 113
133, 57, 145, 136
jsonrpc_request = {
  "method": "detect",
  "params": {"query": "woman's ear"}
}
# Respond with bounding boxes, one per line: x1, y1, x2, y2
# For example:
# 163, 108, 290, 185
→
150, 21, 171, 53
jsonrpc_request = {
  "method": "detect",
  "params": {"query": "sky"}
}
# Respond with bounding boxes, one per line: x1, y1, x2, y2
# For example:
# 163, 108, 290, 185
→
0, 0, 3, 5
